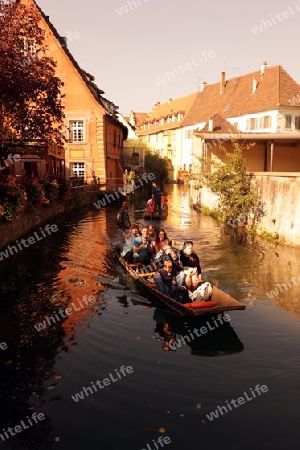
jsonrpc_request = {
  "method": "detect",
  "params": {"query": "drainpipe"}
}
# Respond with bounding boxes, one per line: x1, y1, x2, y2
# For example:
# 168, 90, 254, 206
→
270, 140, 274, 172
264, 141, 268, 171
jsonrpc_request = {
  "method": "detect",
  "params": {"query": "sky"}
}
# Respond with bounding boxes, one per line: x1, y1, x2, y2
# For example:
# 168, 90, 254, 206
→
36, 0, 300, 116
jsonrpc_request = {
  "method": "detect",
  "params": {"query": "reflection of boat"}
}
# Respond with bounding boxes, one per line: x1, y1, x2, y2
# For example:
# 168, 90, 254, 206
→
153, 309, 244, 355
112, 246, 245, 317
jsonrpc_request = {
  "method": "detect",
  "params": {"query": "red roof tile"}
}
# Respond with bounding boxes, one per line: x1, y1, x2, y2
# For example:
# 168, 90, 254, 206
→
183, 65, 300, 126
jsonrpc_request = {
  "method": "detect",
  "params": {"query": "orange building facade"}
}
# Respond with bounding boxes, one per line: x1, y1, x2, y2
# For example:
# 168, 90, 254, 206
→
21, 0, 127, 187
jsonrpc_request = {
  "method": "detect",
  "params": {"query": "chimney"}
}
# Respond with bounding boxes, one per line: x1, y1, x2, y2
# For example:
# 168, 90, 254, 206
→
220, 72, 226, 94
208, 118, 213, 132
199, 81, 207, 92
168, 98, 172, 103
252, 77, 258, 94
260, 61, 267, 78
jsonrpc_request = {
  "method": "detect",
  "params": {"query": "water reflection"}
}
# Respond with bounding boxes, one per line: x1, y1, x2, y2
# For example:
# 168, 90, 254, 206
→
1, 185, 300, 449
153, 309, 244, 356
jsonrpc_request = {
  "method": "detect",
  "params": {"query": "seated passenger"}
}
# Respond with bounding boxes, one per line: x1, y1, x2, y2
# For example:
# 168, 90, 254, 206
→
121, 224, 139, 263
180, 241, 201, 290
153, 260, 177, 296
146, 198, 155, 214
187, 275, 213, 302
169, 247, 185, 288
153, 228, 169, 253
161, 194, 168, 212
147, 224, 156, 240
154, 239, 172, 262
133, 226, 154, 269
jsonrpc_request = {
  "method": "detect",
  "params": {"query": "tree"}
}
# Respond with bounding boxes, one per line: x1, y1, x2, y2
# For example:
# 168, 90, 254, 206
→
144, 148, 168, 183
0, 0, 64, 153
125, 137, 168, 183
190, 139, 266, 227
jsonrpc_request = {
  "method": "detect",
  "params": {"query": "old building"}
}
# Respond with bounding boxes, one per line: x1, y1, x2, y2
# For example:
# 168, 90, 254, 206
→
19, 0, 127, 188
136, 63, 300, 178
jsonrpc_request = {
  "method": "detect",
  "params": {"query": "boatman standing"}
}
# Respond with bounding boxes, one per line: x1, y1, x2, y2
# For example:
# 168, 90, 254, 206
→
152, 181, 162, 213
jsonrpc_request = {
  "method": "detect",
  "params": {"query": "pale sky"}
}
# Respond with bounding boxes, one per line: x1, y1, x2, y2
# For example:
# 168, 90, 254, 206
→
36, 0, 300, 116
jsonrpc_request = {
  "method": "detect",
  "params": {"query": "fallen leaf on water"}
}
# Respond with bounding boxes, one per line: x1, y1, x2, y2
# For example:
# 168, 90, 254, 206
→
46, 386, 56, 391
158, 428, 166, 433
196, 403, 202, 409
201, 420, 206, 424
54, 376, 62, 380
54, 437, 60, 442
167, 410, 171, 414
179, 414, 185, 417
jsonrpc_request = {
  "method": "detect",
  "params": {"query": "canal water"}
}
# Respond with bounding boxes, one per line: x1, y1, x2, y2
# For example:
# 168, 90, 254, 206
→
0, 184, 300, 450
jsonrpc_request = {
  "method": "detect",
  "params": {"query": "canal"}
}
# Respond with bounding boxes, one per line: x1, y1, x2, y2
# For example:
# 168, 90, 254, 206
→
0, 184, 300, 450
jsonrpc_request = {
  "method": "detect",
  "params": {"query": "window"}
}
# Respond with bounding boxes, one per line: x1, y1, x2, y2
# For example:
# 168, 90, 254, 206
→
246, 119, 250, 131
72, 163, 85, 177
250, 118, 256, 130
263, 115, 271, 129
69, 120, 84, 142
185, 129, 193, 139
21, 38, 36, 55
285, 114, 292, 129
295, 116, 300, 130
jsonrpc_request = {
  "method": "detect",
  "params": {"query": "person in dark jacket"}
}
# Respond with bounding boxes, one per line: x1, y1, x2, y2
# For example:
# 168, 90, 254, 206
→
152, 181, 162, 213
179, 240, 201, 273
116, 201, 131, 230
154, 260, 177, 296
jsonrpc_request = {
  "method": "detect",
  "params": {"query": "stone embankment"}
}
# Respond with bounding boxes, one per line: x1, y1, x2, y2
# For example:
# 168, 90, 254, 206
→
0, 190, 97, 250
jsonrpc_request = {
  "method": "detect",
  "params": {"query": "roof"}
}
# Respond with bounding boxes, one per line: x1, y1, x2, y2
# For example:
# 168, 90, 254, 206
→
198, 113, 236, 133
182, 65, 300, 127
138, 93, 198, 135
129, 112, 148, 128
28, 0, 127, 137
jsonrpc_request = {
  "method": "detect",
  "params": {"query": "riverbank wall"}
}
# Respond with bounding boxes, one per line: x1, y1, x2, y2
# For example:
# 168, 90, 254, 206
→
0, 190, 98, 250
190, 173, 300, 247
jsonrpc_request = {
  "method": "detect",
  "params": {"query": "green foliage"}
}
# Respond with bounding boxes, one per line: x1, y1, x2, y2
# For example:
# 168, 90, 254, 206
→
0, 0, 64, 151
201, 206, 222, 221
126, 137, 168, 183
191, 139, 266, 225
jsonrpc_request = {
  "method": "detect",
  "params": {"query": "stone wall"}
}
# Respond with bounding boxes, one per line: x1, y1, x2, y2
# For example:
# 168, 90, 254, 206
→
189, 173, 300, 247
0, 191, 97, 250
253, 173, 300, 246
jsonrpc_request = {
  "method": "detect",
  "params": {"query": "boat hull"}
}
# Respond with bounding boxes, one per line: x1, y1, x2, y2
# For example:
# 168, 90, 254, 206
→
113, 246, 245, 317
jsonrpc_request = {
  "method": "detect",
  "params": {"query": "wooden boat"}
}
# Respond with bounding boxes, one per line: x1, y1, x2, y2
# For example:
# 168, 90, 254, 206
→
143, 196, 168, 220
113, 246, 245, 317
143, 209, 168, 220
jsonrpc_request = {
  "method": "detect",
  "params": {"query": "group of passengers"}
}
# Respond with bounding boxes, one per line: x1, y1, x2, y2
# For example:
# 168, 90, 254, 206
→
121, 224, 202, 300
